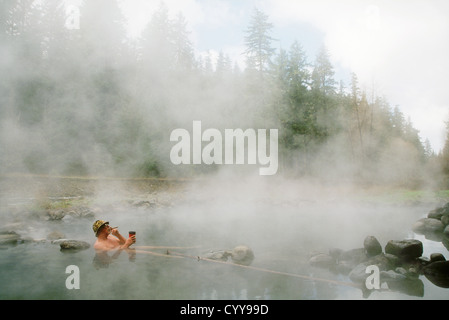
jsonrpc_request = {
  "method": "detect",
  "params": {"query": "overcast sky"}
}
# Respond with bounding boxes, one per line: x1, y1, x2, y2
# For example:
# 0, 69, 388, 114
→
119, 0, 449, 152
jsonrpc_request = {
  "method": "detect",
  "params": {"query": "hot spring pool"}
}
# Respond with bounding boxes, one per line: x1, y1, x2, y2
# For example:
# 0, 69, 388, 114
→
1, 197, 448, 300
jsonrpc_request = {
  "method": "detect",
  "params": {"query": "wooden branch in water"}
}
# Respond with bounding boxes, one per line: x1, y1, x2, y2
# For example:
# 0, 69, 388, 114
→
134, 245, 201, 250
134, 249, 183, 259
167, 250, 362, 289
134, 248, 361, 289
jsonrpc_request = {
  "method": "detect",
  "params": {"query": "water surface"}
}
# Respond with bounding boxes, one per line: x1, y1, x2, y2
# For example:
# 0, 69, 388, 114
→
1, 192, 448, 300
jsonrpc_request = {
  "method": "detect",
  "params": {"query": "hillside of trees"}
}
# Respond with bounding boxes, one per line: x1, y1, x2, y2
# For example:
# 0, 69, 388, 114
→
0, 1, 446, 188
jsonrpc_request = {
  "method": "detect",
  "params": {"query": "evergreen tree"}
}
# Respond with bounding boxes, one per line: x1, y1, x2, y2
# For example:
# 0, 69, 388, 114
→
215, 51, 232, 78
244, 8, 276, 74
309, 46, 338, 141
172, 12, 194, 73
0, 2, 435, 183
440, 119, 449, 176
311, 46, 336, 95
287, 41, 310, 91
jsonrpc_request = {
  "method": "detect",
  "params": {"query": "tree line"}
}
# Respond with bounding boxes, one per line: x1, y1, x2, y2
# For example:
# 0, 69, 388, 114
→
0, 1, 445, 188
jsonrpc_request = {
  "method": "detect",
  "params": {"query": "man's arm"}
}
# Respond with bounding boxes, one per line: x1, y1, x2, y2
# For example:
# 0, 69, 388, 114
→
111, 228, 127, 245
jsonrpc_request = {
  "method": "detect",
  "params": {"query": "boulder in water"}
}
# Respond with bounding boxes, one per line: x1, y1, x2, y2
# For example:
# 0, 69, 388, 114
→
364, 236, 382, 257
204, 250, 232, 262
230, 245, 254, 266
412, 218, 444, 234
0, 232, 21, 246
385, 239, 423, 260
423, 261, 449, 288
60, 240, 91, 251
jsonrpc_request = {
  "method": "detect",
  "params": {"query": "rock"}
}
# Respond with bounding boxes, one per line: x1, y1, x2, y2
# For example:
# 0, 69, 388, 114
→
204, 250, 232, 261
387, 278, 424, 297
441, 215, 449, 226
349, 263, 371, 283
407, 267, 420, 279
330, 248, 370, 274
230, 245, 254, 266
76, 206, 96, 218
47, 209, 66, 220
205, 246, 254, 265
366, 253, 395, 271
412, 218, 444, 234
385, 239, 423, 260
0, 230, 20, 235
423, 261, 449, 288
428, 203, 449, 219
347, 254, 396, 284
51, 239, 70, 244
395, 267, 408, 276
430, 253, 446, 263
340, 248, 368, 265
380, 270, 407, 281
444, 225, 449, 236
428, 208, 444, 220
383, 253, 401, 268
328, 248, 344, 260
0, 232, 21, 246
423, 260, 449, 275
309, 253, 335, 268
364, 236, 382, 257
59, 240, 90, 251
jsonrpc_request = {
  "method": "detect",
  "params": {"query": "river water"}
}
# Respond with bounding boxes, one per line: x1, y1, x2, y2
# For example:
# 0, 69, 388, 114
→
1, 181, 449, 300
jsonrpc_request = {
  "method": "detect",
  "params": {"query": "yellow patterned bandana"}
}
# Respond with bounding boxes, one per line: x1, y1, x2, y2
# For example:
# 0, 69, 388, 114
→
92, 220, 109, 236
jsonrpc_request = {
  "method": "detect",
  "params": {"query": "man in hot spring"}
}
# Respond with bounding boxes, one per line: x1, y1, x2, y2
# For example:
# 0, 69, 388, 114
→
92, 220, 136, 251
92, 220, 137, 269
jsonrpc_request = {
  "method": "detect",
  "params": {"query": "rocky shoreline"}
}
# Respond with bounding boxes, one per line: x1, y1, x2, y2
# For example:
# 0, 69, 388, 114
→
0, 196, 174, 251
412, 202, 449, 242
310, 202, 449, 297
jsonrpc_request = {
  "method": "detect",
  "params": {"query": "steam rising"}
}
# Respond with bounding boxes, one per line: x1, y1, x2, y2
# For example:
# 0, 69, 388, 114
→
0, 1, 447, 300
0, 0, 442, 190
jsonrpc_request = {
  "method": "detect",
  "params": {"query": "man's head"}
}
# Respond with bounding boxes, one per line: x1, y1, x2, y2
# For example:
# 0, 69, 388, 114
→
92, 220, 109, 237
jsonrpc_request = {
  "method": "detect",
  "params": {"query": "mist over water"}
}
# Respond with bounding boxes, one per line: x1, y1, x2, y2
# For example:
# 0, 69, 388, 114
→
1, 174, 447, 300
0, 1, 448, 301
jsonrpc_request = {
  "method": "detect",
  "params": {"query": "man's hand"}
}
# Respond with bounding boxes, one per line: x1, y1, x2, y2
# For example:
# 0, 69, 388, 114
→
121, 235, 136, 249
110, 227, 120, 237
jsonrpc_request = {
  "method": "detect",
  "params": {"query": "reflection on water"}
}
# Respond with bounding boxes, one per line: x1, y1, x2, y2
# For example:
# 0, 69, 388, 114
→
1, 200, 449, 300
92, 248, 136, 269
